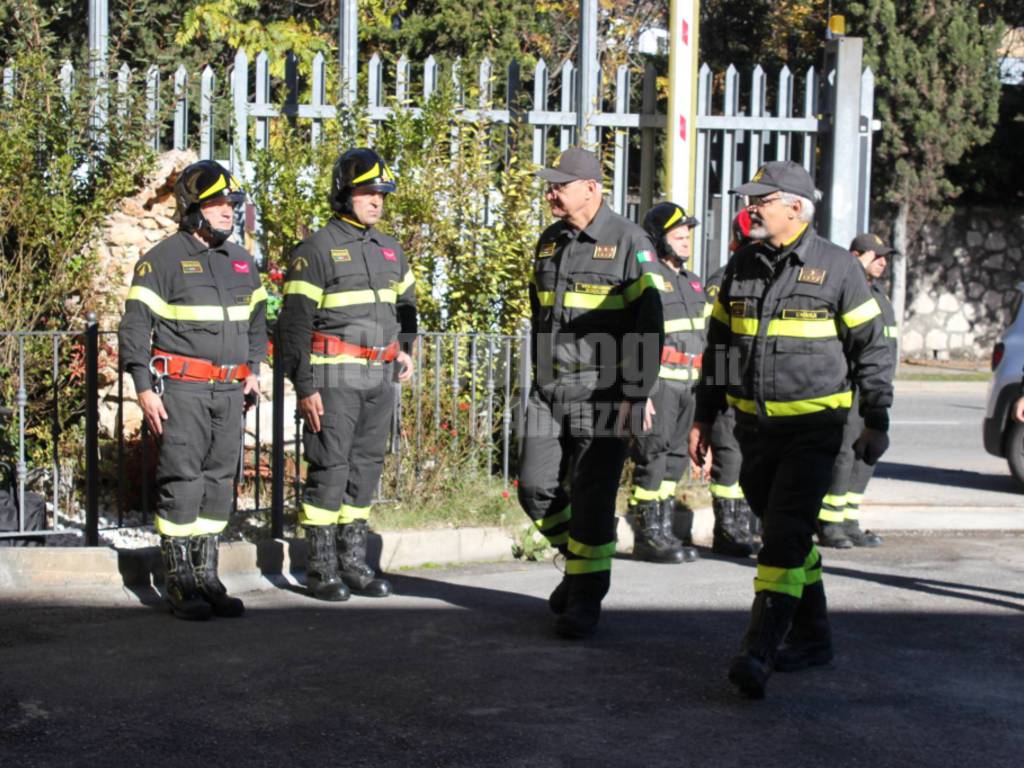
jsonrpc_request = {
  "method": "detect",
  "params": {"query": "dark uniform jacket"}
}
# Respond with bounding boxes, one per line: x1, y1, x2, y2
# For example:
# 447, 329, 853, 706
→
653, 259, 709, 384
695, 225, 893, 431
529, 202, 664, 402
119, 232, 268, 394
872, 280, 899, 370
277, 216, 417, 399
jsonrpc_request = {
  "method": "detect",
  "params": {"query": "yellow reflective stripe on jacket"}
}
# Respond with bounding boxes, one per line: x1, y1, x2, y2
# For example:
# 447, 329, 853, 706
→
842, 298, 882, 328
564, 292, 625, 310
731, 317, 760, 336
251, 286, 268, 306
225, 305, 250, 321
711, 299, 730, 325
283, 280, 325, 304
320, 288, 399, 308
658, 366, 697, 381
703, 302, 713, 318
310, 353, 371, 365
623, 271, 665, 303
765, 318, 838, 338
664, 316, 706, 333
568, 537, 617, 559
727, 390, 853, 417
126, 286, 225, 321
393, 269, 415, 295
535, 290, 555, 306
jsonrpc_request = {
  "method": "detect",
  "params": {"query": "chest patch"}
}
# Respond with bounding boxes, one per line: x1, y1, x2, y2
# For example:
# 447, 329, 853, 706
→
593, 244, 617, 260
781, 308, 831, 320
235, 293, 252, 305
689, 280, 703, 293
232, 260, 250, 273
574, 283, 614, 296
797, 267, 826, 285
331, 249, 351, 263
381, 247, 398, 262
181, 260, 203, 275
661, 281, 674, 293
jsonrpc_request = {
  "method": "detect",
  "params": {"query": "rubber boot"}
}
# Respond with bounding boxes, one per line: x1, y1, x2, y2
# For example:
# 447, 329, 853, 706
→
663, 498, 698, 562
775, 580, 834, 672
712, 498, 756, 557
338, 520, 392, 597
843, 518, 882, 547
304, 525, 350, 602
817, 521, 854, 549
554, 569, 610, 639
629, 501, 685, 563
549, 547, 569, 615
190, 534, 245, 617
735, 499, 762, 555
728, 591, 800, 699
159, 535, 213, 621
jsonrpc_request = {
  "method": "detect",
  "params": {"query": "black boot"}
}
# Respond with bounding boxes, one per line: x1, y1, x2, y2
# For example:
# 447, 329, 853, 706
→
663, 498, 698, 562
712, 498, 756, 557
818, 521, 854, 549
190, 534, 245, 617
554, 570, 610, 639
775, 580, 833, 672
843, 519, 882, 547
159, 535, 212, 621
734, 499, 762, 555
629, 501, 685, 563
338, 520, 392, 597
304, 525, 350, 602
728, 591, 800, 699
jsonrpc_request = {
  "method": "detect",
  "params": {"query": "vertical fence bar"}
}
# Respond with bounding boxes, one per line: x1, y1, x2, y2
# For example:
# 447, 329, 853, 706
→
51, 336, 60, 527
502, 337, 512, 488
173, 65, 187, 151
433, 335, 441, 429
802, 67, 817, 173
532, 59, 548, 168
714, 66, 740, 275
559, 61, 575, 150
271, 325, 284, 538
469, 335, 478, 470
612, 65, 629, 216
310, 52, 326, 147
368, 52, 383, 140
60, 61, 75, 103
16, 336, 26, 534
85, 315, 99, 546
639, 59, 657, 219
117, 62, 130, 118
776, 66, 793, 161
415, 334, 424, 476
423, 55, 438, 102
505, 60, 521, 167
693, 63, 712, 275
577, 0, 598, 147
255, 52, 270, 150
451, 334, 460, 450
485, 336, 495, 474
748, 65, 766, 174
200, 65, 215, 160
232, 49, 248, 177
117, 355, 125, 527
396, 55, 410, 106
517, 319, 530, 453
146, 65, 160, 150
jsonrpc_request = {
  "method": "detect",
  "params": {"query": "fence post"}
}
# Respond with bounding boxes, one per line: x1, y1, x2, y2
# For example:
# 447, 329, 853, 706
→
85, 313, 99, 547
577, 0, 598, 148
270, 324, 285, 539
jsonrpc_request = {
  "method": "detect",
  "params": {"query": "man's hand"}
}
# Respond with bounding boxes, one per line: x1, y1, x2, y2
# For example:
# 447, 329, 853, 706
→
138, 389, 168, 435
242, 373, 260, 411
852, 427, 889, 466
299, 392, 325, 433
688, 421, 712, 481
1013, 396, 1024, 422
616, 398, 656, 436
395, 350, 414, 383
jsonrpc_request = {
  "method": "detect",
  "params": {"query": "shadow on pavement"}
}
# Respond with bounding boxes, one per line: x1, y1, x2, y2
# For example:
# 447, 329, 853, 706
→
825, 564, 1024, 612
873, 460, 1020, 493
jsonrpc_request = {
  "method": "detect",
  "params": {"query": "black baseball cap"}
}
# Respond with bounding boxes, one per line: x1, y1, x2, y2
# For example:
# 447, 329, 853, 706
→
850, 232, 897, 257
731, 160, 816, 200
536, 148, 602, 184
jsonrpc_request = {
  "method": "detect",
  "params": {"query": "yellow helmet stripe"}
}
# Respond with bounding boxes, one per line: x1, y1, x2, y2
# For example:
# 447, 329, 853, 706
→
198, 174, 228, 199
663, 207, 683, 230
352, 163, 382, 185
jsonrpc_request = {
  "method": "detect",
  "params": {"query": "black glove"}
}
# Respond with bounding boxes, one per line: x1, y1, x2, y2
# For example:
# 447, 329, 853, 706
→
852, 427, 889, 466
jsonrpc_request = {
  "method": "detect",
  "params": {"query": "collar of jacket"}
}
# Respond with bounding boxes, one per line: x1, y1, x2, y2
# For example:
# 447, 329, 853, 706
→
758, 222, 811, 266
329, 215, 380, 243
576, 200, 614, 242
175, 230, 230, 257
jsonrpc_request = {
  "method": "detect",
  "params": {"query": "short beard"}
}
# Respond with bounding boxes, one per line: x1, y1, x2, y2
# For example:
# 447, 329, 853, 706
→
748, 222, 769, 240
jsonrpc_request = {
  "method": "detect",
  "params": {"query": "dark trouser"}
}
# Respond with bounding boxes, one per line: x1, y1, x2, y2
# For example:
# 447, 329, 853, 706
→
709, 406, 745, 502
736, 421, 844, 598
155, 380, 244, 537
300, 363, 395, 526
517, 388, 628, 575
820, 393, 867, 523
630, 379, 695, 504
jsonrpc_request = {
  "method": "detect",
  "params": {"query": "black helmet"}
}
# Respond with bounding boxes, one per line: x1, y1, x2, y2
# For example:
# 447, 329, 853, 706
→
643, 202, 699, 260
174, 160, 245, 246
329, 148, 397, 214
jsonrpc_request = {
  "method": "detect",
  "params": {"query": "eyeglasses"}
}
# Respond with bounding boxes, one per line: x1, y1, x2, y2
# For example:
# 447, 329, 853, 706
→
544, 179, 583, 195
747, 194, 783, 207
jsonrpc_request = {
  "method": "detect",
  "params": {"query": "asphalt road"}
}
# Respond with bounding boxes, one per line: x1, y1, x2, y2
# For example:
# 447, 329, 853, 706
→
1, 534, 1022, 767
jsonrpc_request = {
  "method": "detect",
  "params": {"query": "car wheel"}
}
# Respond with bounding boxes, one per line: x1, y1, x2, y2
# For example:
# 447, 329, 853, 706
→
1005, 420, 1024, 488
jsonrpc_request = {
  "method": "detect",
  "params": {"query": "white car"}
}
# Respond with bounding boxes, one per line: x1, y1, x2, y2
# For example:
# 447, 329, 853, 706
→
983, 287, 1024, 485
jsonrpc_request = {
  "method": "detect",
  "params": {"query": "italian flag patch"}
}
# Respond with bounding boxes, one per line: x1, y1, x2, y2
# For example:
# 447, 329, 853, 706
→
635, 250, 653, 263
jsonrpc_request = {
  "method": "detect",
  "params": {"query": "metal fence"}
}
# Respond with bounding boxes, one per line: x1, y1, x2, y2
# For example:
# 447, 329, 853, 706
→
0, 321, 530, 545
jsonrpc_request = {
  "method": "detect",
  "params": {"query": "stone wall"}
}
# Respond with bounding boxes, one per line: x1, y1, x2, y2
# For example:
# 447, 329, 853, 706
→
901, 206, 1024, 360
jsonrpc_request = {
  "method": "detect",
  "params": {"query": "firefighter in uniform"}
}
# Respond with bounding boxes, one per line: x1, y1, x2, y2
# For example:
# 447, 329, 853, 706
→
817, 233, 899, 548
702, 211, 759, 557
277, 148, 416, 602
689, 161, 893, 698
119, 160, 267, 621
625, 202, 706, 564
518, 148, 664, 639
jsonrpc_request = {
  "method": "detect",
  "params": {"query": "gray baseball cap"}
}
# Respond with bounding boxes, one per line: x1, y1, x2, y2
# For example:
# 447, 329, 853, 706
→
731, 160, 816, 200
536, 148, 602, 184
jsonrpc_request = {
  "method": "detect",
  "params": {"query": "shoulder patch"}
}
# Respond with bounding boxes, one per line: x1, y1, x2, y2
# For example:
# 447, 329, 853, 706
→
135, 262, 152, 277
634, 250, 653, 263
381, 247, 398, 262
291, 256, 308, 273
705, 284, 719, 298
593, 244, 618, 260
330, 249, 351, 262
689, 280, 703, 293
538, 242, 556, 259
797, 267, 826, 285
181, 260, 203, 275
231, 260, 250, 274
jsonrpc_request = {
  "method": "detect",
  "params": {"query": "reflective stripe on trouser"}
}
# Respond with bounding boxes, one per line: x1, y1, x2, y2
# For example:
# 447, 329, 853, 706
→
518, 388, 627, 571
754, 546, 822, 597
820, 390, 864, 522
300, 364, 394, 526
735, 423, 843, 598
629, 379, 694, 507
154, 380, 243, 535
843, 492, 864, 522
710, 405, 744, 495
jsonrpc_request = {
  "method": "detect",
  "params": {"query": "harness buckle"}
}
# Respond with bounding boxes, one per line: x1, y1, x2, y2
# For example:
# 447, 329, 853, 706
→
148, 354, 171, 396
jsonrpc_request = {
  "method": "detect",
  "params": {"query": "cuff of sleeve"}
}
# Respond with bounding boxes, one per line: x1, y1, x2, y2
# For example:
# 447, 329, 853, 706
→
130, 367, 152, 395
294, 381, 317, 400
863, 408, 889, 432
